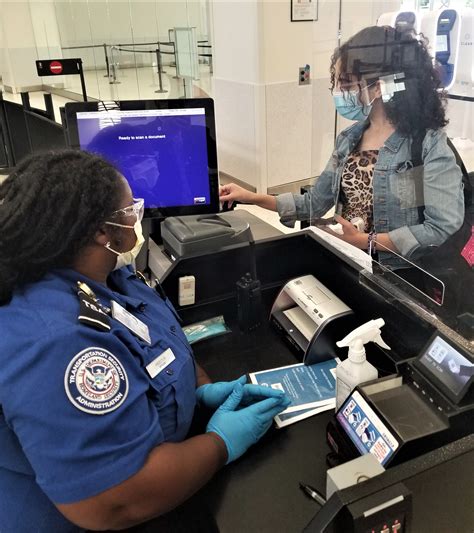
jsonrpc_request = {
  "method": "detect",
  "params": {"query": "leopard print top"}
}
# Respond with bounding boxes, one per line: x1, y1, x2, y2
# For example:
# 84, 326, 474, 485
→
340, 149, 379, 232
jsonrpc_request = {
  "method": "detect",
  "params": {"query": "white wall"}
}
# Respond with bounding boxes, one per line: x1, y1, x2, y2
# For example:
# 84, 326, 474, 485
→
212, 0, 265, 189
264, 0, 400, 190
30, 1, 65, 88
262, 0, 340, 188
0, 13, 5, 81
0, 2, 41, 91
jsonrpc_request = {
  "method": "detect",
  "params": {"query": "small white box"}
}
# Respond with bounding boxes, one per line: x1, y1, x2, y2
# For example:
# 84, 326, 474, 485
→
179, 275, 195, 306
326, 453, 385, 499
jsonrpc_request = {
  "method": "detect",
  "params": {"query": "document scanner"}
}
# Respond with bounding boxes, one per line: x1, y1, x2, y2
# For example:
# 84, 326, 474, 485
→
161, 212, 252, 260
270, 275, 356, 365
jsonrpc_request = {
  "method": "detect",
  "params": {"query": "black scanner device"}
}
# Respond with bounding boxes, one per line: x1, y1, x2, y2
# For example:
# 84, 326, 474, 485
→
161, 212, 252, 259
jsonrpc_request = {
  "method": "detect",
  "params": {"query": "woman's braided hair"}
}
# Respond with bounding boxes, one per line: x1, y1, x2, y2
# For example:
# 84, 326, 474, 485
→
0, 150, 123, 304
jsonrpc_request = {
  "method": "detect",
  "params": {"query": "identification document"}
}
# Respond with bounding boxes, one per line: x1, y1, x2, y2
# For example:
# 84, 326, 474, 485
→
249, 358, 338, 427
273, 402, 335, 428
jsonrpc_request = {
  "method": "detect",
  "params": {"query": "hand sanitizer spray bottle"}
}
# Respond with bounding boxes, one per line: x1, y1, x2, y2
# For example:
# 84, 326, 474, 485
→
335, 318, 391, 410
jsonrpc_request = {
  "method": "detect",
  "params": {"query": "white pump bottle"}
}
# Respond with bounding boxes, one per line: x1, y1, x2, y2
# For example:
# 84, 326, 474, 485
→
335, 318, 391, 410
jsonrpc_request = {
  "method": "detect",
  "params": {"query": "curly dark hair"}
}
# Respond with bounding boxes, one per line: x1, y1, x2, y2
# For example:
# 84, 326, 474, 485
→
0, 150, 123, 304
329, 25, 448, 135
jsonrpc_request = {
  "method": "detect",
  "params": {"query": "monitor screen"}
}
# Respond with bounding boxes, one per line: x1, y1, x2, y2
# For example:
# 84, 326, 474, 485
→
417, 334, 473, 402
65, 99, 219, 218
336, 390, 399, 465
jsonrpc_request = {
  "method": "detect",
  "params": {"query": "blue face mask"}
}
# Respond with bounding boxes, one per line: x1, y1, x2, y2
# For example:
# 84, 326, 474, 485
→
333, 89, 374, 121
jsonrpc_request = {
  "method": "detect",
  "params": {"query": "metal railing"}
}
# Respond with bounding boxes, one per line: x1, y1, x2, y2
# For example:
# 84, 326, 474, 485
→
60, 38, 213, 94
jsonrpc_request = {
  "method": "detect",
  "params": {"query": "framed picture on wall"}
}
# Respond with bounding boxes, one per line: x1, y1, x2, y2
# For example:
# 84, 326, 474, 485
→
291, 0, 318, 22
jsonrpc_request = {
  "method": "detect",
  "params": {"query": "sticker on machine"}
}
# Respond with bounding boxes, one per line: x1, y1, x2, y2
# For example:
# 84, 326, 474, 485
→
64, 347, 129, 415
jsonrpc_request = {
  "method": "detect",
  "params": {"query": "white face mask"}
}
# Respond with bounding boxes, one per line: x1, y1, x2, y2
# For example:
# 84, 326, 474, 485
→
105, 219, 145, 270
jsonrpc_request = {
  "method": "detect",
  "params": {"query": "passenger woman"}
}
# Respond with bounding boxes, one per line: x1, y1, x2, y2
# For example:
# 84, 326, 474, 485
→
220, 25, 464, 270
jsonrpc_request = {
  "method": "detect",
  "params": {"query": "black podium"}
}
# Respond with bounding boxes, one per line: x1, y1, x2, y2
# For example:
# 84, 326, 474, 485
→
159, 230, 472, 533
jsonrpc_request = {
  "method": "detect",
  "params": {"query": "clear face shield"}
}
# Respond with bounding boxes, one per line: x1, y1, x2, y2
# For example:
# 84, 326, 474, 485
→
104, 198, 145, 270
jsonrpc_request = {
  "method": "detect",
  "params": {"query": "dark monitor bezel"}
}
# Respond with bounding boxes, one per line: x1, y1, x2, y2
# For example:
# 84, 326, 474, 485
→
64, 98, 220, 219
413, 331, 474, 404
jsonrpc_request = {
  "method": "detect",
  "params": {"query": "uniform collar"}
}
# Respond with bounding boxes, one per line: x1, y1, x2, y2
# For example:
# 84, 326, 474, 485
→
53, 267, 147, 311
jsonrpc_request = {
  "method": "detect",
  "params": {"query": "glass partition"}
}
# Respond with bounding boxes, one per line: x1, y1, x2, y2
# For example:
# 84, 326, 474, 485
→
35, 0, 214, 101
2, 0, 471, 343
307, 2, 473, 341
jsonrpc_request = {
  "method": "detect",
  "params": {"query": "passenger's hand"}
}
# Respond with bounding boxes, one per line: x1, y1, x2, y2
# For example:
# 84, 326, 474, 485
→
219, 183, 256, 208
325, 215, 368, 249
206, 383, 291, 463
197, 376, 288, 410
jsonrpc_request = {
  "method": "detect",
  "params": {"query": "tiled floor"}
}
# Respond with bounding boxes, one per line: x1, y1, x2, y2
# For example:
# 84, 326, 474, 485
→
0, 63, 213, 125
59, 63, 213, 103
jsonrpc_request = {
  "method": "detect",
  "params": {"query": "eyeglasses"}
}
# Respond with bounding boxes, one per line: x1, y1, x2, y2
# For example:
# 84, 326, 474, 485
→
110, 198, 144, 222
331, 79, 377, 95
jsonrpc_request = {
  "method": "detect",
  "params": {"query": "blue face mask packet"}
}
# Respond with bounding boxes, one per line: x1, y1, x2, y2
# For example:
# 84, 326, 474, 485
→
183, 315, 231, 345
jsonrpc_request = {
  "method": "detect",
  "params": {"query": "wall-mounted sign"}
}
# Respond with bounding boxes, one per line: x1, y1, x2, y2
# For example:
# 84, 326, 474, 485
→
291, 0, 318, 22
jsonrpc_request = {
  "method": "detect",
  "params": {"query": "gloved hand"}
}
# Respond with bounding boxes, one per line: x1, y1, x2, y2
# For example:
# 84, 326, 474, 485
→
196, 376, 247, 409
206, 383, 291, 463
197, 375, 288, 410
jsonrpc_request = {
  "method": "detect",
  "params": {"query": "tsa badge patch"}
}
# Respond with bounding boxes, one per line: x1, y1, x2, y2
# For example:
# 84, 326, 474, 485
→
64, 347, 129, 415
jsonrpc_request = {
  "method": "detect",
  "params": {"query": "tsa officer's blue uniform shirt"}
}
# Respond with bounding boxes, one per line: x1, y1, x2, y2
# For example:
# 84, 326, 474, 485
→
0, 267, 197, 532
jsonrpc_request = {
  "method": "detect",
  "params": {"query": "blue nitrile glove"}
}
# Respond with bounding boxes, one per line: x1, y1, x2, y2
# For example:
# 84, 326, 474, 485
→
206, 383, 291, 463
197, 375, 288, 410
196, 375, 247, 409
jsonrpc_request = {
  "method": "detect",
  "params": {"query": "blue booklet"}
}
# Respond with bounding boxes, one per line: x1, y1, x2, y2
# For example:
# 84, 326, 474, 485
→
249, 359, 338, 427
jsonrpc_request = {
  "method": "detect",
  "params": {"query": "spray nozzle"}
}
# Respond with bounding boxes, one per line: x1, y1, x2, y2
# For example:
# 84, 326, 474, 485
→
337, 318, 391, 362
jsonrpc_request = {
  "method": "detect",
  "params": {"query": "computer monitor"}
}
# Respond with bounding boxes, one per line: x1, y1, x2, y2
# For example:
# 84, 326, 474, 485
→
64, 98, 220, 219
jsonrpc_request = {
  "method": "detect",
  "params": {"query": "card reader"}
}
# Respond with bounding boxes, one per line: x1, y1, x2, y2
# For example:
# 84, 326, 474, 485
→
327, 331, 474, 467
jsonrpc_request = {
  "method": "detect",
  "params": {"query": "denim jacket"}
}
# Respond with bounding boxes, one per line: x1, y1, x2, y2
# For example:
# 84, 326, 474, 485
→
276, 120, 465, 269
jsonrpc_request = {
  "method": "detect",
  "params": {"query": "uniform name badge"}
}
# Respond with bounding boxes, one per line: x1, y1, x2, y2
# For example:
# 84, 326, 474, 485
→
146, 348, 176, 378
111, 300, 151, 345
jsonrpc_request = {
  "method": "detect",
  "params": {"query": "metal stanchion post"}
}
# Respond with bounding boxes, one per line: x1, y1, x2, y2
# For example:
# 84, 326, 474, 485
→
158, 43, 167, 74
172, 43, 179, 79
77, 59, 88, 101
109, 46, 120, 84
43, 93, 55, 121
103, 43, 110, 78
154, 49, 167, 93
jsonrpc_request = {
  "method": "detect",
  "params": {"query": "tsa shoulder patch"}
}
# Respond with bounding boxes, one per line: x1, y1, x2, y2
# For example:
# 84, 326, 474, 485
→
64, 347, 129, 415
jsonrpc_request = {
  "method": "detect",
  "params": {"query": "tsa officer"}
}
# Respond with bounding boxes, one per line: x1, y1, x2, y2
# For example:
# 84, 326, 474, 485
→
0, 150, 290, 532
